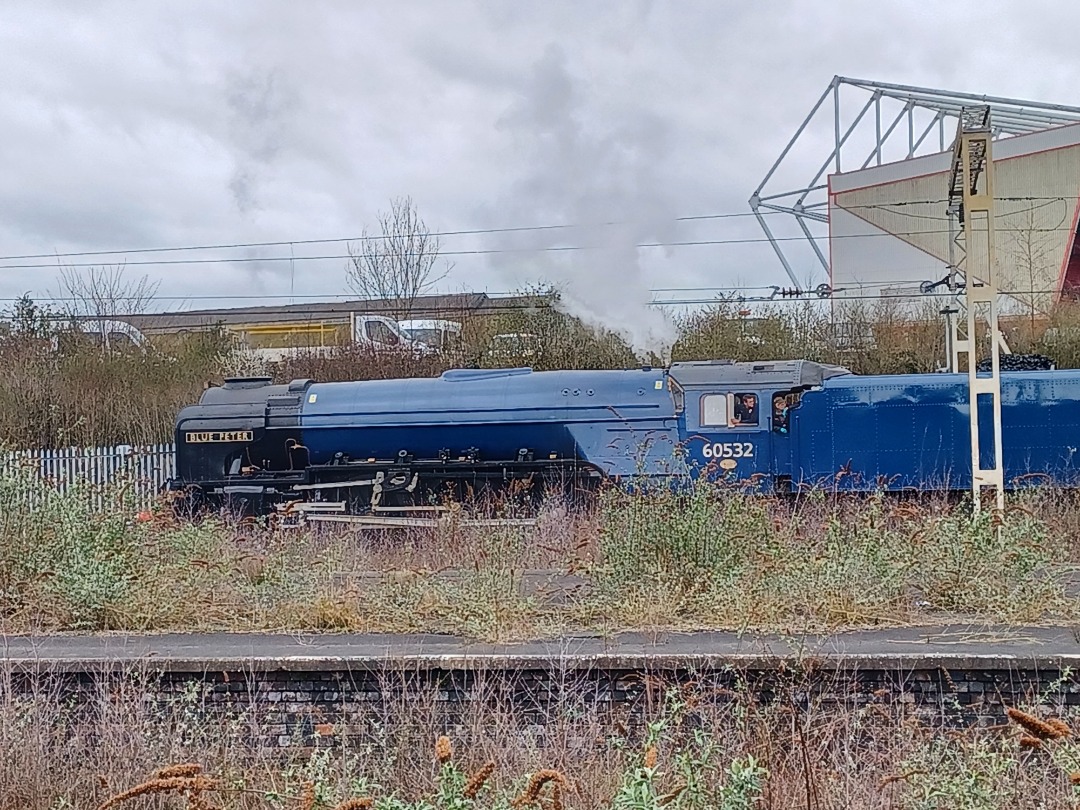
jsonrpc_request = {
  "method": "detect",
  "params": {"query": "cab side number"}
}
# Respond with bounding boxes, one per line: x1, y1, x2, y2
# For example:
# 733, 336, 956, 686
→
702, 442, 753, 459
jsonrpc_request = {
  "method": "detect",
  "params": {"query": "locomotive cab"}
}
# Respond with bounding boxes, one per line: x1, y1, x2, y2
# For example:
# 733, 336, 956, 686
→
668, 360, 851, 493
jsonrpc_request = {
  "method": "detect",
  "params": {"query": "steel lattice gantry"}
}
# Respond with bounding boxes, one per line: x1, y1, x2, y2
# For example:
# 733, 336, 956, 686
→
947, 106, 1006, 513
749, 76, 1080, 289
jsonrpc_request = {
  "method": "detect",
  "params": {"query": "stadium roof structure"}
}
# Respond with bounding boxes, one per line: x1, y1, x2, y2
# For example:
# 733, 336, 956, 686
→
750, 76, 1080, 289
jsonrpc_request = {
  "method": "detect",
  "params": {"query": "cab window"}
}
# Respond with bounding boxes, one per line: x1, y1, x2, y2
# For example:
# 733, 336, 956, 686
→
365, 321, 401, 345
701, 394, 727, 426
772, 392, 790, 433
731, 392, 760, 426
108, 331, 135, 348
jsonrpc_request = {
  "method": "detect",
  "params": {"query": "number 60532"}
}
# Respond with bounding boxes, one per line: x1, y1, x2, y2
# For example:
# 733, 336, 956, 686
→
702, 442, 754, 459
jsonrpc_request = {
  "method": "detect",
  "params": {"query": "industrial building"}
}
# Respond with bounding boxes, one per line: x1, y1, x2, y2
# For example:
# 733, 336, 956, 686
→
125, 292, 524, 349
751, 77, 1080, 319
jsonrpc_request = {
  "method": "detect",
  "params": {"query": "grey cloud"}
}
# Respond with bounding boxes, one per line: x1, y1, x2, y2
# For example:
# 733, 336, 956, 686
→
481, 43, 681, 353
0, 0, 1076, 318
225, 68, 298, 215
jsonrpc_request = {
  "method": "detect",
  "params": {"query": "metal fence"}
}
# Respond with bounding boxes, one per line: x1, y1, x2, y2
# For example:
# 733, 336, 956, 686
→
1, 443, 175, 510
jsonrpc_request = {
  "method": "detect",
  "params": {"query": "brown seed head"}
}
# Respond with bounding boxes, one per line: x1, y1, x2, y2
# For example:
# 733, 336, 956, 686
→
1007, 708, 1066, 740
1051, 718, 1072, 738
96, 776, 221, 810
463, 761, 496, 800
1071, 772, 1080, 786
1019, 735, 1043, 749
552, 783, 564, 810
154, 764, 203, 779
435, 735, 453, 764
644, 745, 657, 769
511, 769, 570, 808
334, 800, 375, 810
300, 781, 316, 810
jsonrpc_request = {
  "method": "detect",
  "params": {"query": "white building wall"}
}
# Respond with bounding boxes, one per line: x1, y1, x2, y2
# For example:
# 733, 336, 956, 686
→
829, 122, 1080, 316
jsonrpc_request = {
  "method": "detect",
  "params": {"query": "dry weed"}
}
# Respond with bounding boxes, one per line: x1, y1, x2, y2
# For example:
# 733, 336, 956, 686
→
153, 764, 204, 779
1007, 708, 1068, 741
511, 769, 570, 808
96, 775, 220, 810
435, 734, 453, 764
299, 781, 315, 810
463, 760, 496, 799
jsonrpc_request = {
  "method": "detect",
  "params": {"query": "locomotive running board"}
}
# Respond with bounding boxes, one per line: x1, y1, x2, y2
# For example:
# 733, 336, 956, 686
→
293, 477, 377, 491
287, 501, 347, 513
303, 514, 537, 529
371, 505, 447, 512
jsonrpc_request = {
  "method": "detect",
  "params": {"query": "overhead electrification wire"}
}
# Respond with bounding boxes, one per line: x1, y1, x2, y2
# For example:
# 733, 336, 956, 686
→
0, 275, 1042, 303
0, 196, 1070, 264
649, 288, 1063, 306
3, 222, 1077, 271
7, 288, 1063, 320
0, 210, 783, 262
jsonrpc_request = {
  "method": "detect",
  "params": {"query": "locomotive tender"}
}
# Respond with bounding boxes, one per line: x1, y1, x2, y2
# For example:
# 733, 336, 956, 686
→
169, 359, 1080, 515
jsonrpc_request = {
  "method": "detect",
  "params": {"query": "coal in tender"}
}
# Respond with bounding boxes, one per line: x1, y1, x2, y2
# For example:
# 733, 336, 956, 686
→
975, 353, 1055, 372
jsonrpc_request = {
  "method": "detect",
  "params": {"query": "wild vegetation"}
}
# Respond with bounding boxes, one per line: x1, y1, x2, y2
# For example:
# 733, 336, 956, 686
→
0, 467, 1076, 637
9, 288, 1080, 450
8, 659, 1080, 809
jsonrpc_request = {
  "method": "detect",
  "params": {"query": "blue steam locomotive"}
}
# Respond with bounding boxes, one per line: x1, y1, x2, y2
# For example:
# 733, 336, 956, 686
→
168, 359, 1080, 514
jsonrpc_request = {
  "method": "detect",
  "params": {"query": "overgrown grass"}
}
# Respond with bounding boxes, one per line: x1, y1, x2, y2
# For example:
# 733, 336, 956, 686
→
594, 486, 1069, 630
0, 672, 771, 810
2, 470, 1078, 638
8, 665, 1080, 809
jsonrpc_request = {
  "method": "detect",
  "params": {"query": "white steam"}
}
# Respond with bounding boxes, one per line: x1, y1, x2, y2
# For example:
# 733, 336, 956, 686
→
483, 44, 678, 359
225, 68, 296, 217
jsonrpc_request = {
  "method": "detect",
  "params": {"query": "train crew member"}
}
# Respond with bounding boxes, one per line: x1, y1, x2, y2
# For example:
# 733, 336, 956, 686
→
733, 393, 759, 425
772, 395, 789, 434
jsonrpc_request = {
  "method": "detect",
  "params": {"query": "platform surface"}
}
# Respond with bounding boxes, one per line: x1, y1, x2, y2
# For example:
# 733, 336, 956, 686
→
3, 625, 1080, 672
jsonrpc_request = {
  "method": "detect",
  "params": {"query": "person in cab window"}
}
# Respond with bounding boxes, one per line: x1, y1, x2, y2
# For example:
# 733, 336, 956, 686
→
772, 395, 789, 434
732, 393, 759, 425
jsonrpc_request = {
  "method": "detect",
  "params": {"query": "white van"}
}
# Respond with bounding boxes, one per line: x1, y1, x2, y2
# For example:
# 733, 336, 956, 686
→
51, 319, 151, 352
398, 319, 462, 352
351, 313, 434, 356
77, 319, 150, 350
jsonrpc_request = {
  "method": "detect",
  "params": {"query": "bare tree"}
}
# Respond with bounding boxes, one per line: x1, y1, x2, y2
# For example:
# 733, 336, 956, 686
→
50, 264, 160, 352
345, 196, 451, 321
1005, 207, 1056, 339
55, 264, 160, 320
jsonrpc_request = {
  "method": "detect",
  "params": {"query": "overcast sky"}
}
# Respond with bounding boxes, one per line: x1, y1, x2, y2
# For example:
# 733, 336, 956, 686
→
2, 1, 1079, 343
